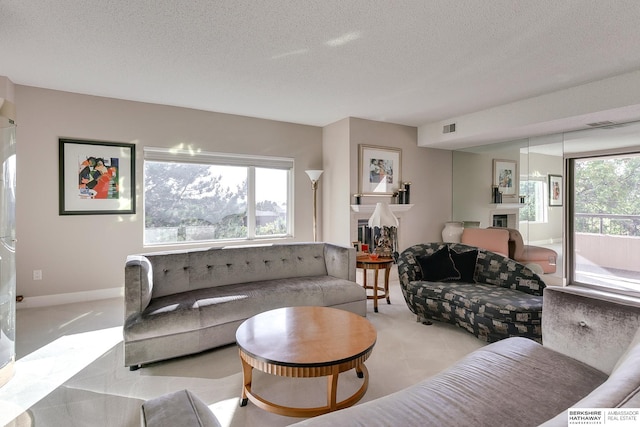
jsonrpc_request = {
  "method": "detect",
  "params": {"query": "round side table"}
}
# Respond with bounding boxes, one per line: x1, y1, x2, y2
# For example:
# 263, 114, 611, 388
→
356, 256, 394, 312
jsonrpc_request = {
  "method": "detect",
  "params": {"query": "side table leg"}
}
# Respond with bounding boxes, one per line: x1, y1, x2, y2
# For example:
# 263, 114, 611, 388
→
373, 268, 379, 312
385, 265, 391, 304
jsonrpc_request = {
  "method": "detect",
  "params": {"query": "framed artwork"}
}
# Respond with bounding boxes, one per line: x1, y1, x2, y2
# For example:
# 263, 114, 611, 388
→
549, 174, 563, 206
493, 159, 518, 199
59, 138, 136, 215
358, 145, 402, 195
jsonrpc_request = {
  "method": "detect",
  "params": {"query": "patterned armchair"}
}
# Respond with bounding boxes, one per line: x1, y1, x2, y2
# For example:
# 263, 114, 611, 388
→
397, 243, 547, 343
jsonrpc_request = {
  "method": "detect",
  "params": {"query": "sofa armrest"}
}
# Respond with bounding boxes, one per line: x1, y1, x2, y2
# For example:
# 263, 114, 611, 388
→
124, 255, 154, 321
543, 286, 640, 375
323, 243, 356, 282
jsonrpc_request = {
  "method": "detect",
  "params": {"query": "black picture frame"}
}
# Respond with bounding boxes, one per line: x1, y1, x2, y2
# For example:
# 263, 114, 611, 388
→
59, 138, 136, 215
549, 174, 563, 207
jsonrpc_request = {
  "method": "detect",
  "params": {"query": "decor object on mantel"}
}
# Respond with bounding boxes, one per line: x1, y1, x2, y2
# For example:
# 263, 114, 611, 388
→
368, 202, 399, 258
305, 169, 323, 242
442, 221, 464, 243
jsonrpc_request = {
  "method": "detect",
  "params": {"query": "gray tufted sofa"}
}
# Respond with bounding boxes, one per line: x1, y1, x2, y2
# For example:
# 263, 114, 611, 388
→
124, 242, 365, 369
397, 243, 546, 342
290, 286, 640, 427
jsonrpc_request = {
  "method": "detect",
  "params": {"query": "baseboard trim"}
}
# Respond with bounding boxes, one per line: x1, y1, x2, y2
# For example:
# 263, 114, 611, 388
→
16, 287, 123, 309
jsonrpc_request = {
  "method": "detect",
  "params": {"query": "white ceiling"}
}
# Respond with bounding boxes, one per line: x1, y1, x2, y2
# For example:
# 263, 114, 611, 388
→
2, 1, 640, 142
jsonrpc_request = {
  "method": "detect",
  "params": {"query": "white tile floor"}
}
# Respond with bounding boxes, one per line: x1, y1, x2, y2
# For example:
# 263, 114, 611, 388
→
3, 272, 486, 427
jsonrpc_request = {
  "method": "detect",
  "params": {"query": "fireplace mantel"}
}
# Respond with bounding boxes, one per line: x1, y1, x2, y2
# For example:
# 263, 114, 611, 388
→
350, 204, 414, 214
489, 203, 525, 209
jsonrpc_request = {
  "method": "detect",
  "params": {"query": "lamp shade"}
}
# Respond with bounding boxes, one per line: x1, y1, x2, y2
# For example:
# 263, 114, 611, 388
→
368, 202, 399, 228
305, 170, 323, 181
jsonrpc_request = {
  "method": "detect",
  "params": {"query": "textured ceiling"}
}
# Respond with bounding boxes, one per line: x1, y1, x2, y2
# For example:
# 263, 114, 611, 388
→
1, 1, 640, 131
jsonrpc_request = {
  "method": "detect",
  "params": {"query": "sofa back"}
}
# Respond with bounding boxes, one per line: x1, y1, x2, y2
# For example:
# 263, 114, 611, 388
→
397, 242, 545, 295
542, 286, 640, 375
460, 228, 509, 257
129, 242, 354, 300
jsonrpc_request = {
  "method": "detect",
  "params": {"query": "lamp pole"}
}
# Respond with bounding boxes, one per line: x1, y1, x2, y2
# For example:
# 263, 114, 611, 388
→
305, 170, 323, 242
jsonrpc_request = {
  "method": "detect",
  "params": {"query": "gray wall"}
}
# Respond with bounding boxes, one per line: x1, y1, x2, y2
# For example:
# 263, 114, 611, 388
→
15, 87, 455, 305
15, 86, 322, 303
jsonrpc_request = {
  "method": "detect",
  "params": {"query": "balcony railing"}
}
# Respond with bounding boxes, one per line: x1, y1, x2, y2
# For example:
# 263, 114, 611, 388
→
575, 213, 640, 236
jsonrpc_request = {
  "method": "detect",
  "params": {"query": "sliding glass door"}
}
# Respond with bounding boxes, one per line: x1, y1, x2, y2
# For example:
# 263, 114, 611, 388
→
565, 122, 640, 294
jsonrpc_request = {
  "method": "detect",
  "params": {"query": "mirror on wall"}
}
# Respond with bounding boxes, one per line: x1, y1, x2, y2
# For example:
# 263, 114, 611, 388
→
452, 136, 564, 285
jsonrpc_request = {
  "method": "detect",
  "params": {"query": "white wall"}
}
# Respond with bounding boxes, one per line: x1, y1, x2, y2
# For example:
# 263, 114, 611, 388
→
15, 86, 322, 302
322, 118, 453, 251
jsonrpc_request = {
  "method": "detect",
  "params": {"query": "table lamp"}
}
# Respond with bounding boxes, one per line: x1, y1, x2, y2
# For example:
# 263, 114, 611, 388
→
367, 202, 398, 257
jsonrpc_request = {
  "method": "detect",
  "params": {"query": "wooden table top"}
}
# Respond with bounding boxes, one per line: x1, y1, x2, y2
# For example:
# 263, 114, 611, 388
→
236, 306, 377, 367
356, 255, 395, 265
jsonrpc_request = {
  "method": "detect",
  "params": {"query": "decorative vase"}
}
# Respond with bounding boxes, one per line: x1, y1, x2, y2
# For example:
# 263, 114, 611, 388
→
442, 221, 464, 243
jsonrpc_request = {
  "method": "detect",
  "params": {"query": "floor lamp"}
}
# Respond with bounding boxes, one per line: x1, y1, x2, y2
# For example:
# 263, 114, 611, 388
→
368, 202, 399, 257
305, 170, 323, 242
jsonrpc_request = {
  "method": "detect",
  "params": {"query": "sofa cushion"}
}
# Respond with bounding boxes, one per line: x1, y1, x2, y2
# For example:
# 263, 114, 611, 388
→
141, 389, 221, 427
289, 337, 608, 427
416, 246, 460, 282
540, 333, 640, 426
449, 248, 478, 283
407, 281, 543, 324
125, 276, 363, 341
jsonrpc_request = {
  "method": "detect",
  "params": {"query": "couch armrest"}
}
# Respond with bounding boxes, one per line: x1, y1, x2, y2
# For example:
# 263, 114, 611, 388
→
124, 255, 153, 321
323, 243, 356, 282
543, 286, 640, 375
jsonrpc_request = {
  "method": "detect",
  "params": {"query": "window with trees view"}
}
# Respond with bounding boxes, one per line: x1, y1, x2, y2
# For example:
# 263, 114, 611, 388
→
519, 179, 546, 223
144, 148, 292, 245
570, 151, 640, 292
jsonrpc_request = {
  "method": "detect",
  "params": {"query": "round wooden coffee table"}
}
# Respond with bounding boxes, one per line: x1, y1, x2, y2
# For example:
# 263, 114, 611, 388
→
236, 306, 377, 418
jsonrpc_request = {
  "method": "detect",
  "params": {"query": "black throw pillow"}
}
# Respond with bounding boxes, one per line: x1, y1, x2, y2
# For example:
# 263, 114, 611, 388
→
449, 248, 478, 283
416, 246, 461, 282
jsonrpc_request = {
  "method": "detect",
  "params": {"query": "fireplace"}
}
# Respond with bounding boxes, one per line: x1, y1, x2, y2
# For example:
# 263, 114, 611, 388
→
357, 219, 397, 256
493, 214, 508, 228
489, 208, 519, 229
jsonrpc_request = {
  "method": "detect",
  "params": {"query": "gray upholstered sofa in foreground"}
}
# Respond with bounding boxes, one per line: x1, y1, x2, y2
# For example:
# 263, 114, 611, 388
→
398, 242, 546, 342
290, 286, 640, 427
124, 242, 365, 369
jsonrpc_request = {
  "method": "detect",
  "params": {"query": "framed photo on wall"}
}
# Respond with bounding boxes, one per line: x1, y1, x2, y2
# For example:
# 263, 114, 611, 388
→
59, 138, 136, 215
549, 174, 563, 206
493, 159, 518, 199
358, 145, 402, 195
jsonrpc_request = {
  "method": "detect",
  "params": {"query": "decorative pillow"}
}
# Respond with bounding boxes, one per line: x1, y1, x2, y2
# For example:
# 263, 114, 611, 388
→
450, 248, 478, 283
416, 246, 461, 282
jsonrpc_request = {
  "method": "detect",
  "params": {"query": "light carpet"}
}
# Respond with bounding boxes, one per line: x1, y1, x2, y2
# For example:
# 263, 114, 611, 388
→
5, 274, 486, 427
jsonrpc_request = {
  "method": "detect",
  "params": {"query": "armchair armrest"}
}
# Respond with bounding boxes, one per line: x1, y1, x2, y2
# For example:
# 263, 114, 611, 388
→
323, 243, 356, 282
124, 255, 154, 321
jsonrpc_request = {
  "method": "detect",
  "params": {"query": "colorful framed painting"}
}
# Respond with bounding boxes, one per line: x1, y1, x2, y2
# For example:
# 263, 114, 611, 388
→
59, 138, 136, 215
549, 174, 563, 206
493, 159, 518, 199
358, 145, 402, 195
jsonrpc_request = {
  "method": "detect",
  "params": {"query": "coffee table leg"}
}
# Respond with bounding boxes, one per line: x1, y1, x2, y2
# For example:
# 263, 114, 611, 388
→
240, 356, 253, 407
327, 366, 339, 412
355, 365, 364, 379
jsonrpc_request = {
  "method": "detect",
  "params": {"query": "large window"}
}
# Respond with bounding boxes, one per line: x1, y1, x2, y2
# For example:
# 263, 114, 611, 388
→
144, 147, 293, 245
569, 150, 640, 293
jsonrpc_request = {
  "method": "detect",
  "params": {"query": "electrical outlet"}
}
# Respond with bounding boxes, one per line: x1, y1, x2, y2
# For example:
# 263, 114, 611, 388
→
33, 270, 42, 280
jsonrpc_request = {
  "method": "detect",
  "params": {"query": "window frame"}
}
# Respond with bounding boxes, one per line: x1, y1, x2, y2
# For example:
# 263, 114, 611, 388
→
143, 147, 294, 246
566, 146, 640, 296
